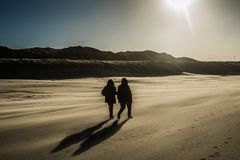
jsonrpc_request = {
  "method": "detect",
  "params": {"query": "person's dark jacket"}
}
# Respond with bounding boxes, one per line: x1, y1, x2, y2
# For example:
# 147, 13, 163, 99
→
117, 84, 132, 103
102, 85, 117, 103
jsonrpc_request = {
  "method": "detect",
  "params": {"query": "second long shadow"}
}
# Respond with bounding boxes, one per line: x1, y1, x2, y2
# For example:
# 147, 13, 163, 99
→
51, 119, 110, 153
73, 119, 129, 156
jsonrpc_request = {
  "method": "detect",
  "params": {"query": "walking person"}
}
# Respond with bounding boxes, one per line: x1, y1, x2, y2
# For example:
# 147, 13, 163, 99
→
117, 78, 133, 119
102, 79, 117, 119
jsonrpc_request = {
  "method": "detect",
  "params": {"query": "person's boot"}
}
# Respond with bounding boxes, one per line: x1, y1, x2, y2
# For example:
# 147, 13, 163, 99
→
117, 113, 121, 119
110, 115, 114, 119
128, 115, 133, 119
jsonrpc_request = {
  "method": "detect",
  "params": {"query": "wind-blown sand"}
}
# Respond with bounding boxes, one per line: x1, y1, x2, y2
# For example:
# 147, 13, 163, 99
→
0, 75, 239, 160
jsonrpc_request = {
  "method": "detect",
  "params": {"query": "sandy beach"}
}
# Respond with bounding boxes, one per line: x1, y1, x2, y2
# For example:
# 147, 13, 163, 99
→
0, 75, 239, 160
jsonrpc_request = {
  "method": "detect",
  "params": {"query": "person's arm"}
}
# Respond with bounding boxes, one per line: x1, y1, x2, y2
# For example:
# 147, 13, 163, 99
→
128, 86, 132, 101
117, 86, 121, 100
101, 86, 106, 96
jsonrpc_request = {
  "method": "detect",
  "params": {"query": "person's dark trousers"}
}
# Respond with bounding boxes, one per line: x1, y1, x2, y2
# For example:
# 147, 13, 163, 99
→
118, 103, 126, 117
118, 103, 132, 118
108, 103, 114, 119
126, 103, 132, 117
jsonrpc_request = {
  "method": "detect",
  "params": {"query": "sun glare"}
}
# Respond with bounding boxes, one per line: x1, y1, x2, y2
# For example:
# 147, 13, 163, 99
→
164, 0, 196, 34
167, 0, 194, 10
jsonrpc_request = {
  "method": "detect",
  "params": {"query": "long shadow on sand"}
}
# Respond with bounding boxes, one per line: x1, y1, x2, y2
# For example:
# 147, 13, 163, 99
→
51, 119, 110, 153
72, 119, 129, 156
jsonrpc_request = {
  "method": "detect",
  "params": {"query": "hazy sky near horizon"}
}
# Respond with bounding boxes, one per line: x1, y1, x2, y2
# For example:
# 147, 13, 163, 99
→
0, 0, 240, 61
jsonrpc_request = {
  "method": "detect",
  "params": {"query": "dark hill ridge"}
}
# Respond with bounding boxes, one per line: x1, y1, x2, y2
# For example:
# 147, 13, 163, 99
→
116, 50, 176, 61
1, 45, 240, 79
0, 46, 184, 62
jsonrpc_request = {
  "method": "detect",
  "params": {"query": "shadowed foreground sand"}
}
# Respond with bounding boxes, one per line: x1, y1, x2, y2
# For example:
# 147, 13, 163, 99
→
0, 75, 239, 160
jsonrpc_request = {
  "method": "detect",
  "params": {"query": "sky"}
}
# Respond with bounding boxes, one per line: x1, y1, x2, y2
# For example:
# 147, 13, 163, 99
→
0, 0, 240, 61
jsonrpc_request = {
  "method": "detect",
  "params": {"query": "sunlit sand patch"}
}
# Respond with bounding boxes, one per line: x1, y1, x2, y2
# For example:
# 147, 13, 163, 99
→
0, 76, 239, 160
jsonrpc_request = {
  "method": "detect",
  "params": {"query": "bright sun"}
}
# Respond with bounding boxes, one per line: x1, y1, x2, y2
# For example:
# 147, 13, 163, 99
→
165, 0, 196, 34
167, 0, 194, 10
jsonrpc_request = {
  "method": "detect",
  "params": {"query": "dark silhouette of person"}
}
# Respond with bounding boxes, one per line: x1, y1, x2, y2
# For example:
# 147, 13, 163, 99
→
117, 78, 133, 119
102, 79, 117, 119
